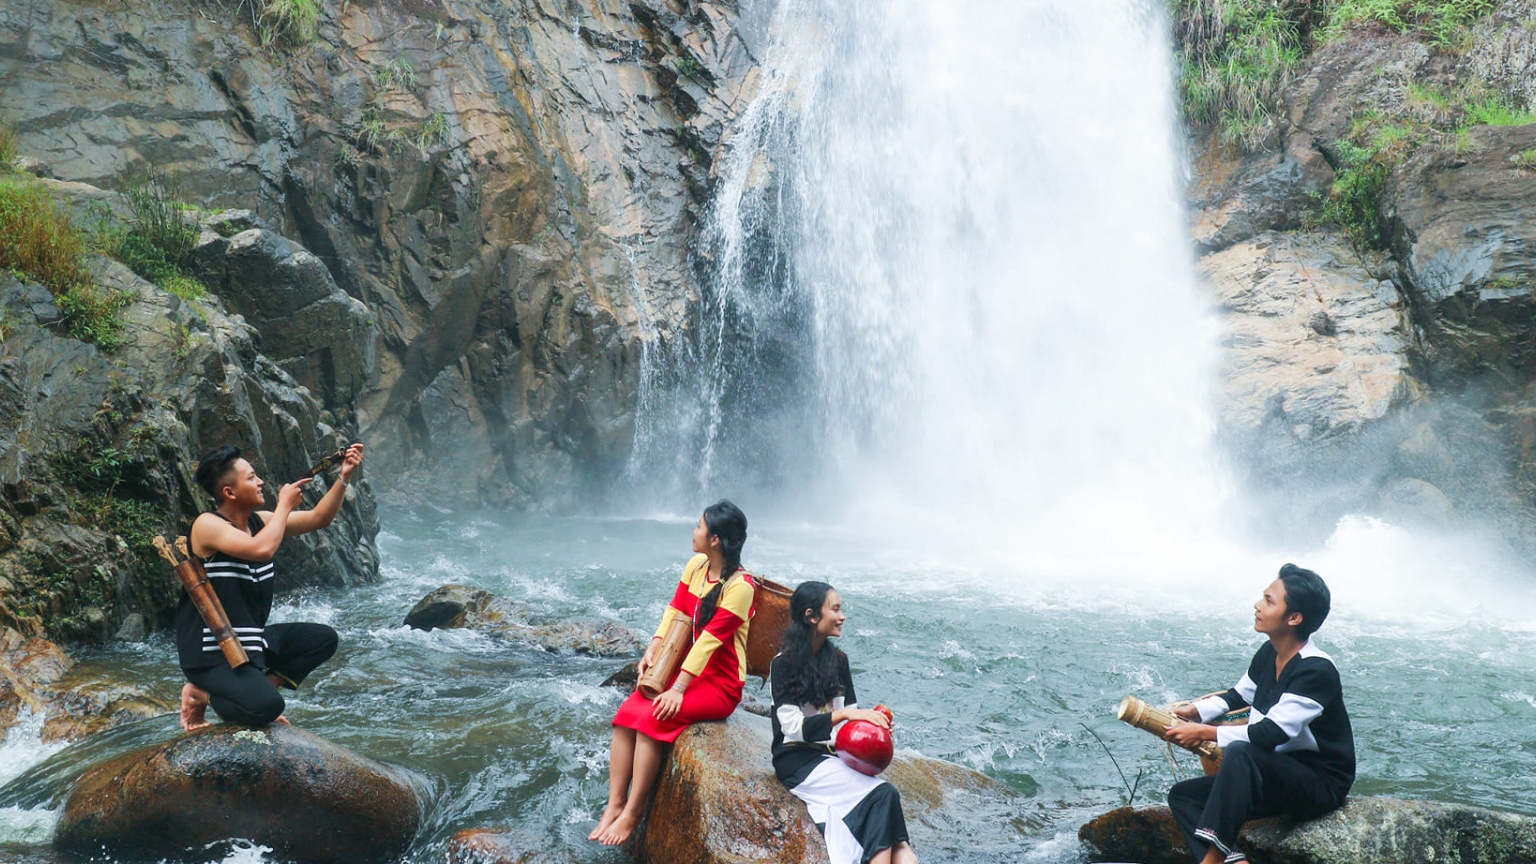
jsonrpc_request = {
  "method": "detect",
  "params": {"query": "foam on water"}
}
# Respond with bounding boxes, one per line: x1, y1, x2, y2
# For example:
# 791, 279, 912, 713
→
0, 708, 62, 845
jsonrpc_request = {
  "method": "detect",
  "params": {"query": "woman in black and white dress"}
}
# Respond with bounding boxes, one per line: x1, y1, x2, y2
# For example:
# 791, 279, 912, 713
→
770, 581, 918, 864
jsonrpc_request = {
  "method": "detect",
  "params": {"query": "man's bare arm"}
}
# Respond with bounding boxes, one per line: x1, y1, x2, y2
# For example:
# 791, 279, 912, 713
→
285, 444, 363, 537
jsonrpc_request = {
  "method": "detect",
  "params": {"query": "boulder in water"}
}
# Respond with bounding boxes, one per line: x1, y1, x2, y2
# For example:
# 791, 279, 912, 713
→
54, 724, 421, 864
405, 585, 643, 656
446, 828, 576, 864
626, 712, 1038, 864
1079, 798, 1536, 864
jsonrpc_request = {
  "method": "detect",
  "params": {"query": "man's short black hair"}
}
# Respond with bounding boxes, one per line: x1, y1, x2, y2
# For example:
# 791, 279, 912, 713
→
195, 445, 243, 500
1277, 563, 1330, 637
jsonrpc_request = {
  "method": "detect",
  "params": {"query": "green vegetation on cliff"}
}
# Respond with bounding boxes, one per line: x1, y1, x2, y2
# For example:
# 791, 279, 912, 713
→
0, 180, 132, 350
1170, 0, 1504, 148
113, 175, 206, 302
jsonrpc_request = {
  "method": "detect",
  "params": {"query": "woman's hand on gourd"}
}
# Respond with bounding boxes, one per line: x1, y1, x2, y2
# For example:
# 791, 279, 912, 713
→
652, 689, 684, 721
847, 708, 891, 730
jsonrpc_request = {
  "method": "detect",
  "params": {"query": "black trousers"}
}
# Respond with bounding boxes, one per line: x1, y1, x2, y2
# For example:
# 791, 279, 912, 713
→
1167, 742, 1343, 864
183, 622, 338, 726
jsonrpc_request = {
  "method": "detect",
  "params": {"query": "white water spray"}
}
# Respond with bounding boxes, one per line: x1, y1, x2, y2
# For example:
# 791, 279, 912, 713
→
634, 0, 1229, 571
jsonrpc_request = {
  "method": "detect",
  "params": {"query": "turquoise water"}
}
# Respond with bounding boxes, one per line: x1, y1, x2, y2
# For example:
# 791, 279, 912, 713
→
3, 506, 1536, 863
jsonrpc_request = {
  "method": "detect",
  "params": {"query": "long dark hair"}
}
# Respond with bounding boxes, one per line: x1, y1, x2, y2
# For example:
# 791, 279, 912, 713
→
775, 580, 844, 707
695, 500, 748, 628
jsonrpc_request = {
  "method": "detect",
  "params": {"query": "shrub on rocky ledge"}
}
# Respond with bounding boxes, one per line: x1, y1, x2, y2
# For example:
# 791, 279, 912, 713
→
0, 179, 130, 350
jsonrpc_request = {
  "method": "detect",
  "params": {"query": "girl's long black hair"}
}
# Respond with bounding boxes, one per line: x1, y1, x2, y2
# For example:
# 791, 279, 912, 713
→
695, 500, 748, 628
774, 580, 844, 707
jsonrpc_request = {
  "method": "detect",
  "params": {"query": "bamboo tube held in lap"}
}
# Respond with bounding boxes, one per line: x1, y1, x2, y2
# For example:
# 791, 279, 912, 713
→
1116, 694, 1222, 773
636, 616, 692, 699
154, 536, 249, 668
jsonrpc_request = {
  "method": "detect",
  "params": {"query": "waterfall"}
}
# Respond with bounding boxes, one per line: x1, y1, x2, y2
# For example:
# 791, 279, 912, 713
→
631, 0, 1231, 573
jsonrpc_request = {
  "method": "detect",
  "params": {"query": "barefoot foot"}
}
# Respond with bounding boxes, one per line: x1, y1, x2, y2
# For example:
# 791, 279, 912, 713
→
180, 682, 211, 732
588, 802, 625, 841
596, 811, 638, 846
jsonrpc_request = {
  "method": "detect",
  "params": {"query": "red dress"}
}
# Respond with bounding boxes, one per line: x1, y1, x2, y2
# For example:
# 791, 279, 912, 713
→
613, 554, 755, 743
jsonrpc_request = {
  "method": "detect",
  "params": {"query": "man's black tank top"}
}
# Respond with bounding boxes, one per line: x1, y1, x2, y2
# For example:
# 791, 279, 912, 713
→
174, 513, 276, 669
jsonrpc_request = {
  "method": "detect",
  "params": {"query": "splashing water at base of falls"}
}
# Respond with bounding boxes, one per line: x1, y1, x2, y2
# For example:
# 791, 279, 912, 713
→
629, 0, 1230, 573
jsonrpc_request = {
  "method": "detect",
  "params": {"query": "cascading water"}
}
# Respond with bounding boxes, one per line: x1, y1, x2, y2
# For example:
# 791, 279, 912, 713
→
630, 0, 1231, 573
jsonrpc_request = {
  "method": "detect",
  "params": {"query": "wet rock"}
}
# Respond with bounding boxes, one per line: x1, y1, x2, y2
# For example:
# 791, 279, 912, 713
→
0, 626, 171, 743
601, 661, 640, 689
446, 828, 576, 864
1388, 123, 1536, 384
405, 585, 643, 656
191, 224, 376, 411
1189, 130, 1336, 254
1080, 798, 1536, 864
54, 724, 421, 864
1079, 805, 1189, 864
627, 713, 1037, 864
1373, 477, 1456, 527
112, 612, 147, 643
1207, 231, 1417, 446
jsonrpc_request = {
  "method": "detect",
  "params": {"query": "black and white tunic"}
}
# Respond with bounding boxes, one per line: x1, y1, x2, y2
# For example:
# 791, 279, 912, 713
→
770, 651, 909, 864
1190, 637, 1356, 795
174, 513, 275, 670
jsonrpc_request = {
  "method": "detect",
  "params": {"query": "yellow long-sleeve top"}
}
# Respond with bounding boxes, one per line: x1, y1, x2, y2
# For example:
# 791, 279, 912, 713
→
655, 553, 755, 682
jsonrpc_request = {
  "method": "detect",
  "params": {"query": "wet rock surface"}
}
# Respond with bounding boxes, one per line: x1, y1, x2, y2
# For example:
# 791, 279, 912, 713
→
0, 625, 170, 743
405, 584, 643, 656
626, 713, 1038, 864
1080, 798, 1536, 864
446, 828, 578, 864
54, 724, 421, 864
1207, 231, 1416, 447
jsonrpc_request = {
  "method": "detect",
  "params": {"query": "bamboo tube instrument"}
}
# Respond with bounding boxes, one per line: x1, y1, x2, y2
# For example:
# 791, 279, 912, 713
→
636, 615, 692, 699
1116, 695, 1223, 774
155, 535, 249, 668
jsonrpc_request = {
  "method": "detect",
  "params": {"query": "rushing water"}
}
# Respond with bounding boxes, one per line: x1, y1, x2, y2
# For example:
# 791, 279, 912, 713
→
4, 509, 1536, 864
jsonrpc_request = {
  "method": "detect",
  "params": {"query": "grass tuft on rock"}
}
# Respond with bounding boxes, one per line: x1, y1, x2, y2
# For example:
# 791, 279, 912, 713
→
1169, 0, 1503, 149
258, 0, 320, 45
114, 174, 206, 301
0, 122, 16, 169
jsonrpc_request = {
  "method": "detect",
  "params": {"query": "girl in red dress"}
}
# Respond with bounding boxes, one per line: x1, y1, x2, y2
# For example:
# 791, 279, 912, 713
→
590, 500, 754, 846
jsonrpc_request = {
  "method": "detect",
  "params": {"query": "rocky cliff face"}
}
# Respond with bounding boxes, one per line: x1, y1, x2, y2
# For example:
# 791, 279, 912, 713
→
1, 0, 762, 508
1189, 4, 1536, 546
0, 178, 379, 644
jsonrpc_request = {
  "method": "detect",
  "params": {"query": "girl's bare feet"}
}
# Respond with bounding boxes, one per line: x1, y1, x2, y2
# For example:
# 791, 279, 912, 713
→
180, 683, 211, 732
588, 801, 625, 841
595, 810, 638, 846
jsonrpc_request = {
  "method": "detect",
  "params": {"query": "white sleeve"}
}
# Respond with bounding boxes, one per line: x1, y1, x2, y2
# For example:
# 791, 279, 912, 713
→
776, 703, 807, 743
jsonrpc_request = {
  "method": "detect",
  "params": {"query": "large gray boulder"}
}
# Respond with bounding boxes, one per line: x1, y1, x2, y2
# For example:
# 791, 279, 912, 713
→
192, 222, 376, 412
1080, 799, 1536, 864
54, 724, 421, 864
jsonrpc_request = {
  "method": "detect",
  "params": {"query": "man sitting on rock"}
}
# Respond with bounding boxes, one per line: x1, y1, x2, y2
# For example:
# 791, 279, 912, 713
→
177, 443, 363, 731
1164, 564, 1355, 864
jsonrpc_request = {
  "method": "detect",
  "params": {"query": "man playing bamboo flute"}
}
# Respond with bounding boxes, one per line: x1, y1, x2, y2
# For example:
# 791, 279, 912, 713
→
177, 443, 364, 731
1164, 564, 1355, 864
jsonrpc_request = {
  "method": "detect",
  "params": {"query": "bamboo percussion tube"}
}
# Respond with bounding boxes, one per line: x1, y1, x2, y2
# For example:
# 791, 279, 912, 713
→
1116, 695, 1220, 760
637, 616, 693, 699
155, 536, 250, 668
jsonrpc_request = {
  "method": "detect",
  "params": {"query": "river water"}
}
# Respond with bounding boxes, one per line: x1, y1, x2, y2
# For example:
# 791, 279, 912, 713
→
4, 507, 1536, 863
7, 0, 1536, 860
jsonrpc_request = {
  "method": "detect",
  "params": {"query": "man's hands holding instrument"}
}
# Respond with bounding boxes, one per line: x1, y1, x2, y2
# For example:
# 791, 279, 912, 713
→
337, 443, 364, 483
1165, 718, 1217, 748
